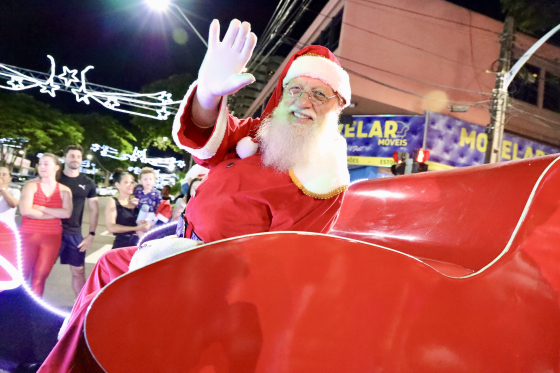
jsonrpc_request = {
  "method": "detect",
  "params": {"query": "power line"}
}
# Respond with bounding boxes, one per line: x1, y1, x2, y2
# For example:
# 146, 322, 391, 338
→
342, 22, 490, 74
344, 66, 492, 107
251, 0, 298, 68
468, 11, 492, 93
250, 0, 314, 74
349, 0, 500, 35
277, 33, 494, 98
507, 104, 560, 126
336, 54, 492, 96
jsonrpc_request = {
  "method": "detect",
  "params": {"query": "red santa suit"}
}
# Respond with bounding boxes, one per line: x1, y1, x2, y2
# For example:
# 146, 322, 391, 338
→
38, 45, 351, 372
174, 92, 348, 242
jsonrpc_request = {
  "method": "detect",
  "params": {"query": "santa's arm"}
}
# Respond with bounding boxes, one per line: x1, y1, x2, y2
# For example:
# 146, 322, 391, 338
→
172, 84, 257, 168
192, 19, 257, 128
172, 19, 258, 168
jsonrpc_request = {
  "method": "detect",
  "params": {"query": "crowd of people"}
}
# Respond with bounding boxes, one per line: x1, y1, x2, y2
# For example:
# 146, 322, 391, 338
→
0, 145, 205, 298
2, 17, 357, 371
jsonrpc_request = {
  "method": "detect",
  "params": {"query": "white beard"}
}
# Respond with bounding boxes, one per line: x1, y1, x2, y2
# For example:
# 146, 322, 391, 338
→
257, 101, 340, 172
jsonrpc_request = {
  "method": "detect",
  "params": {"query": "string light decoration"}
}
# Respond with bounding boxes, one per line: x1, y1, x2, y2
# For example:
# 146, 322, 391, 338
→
137, 221, 179, 247
0, 138, 28, 149
0, 223, 21, 291
0, 56, 181, 120
90, 144, 186, 170
1, 222, 69, 317
79, 160, 99, 175
127, 166, 179, 188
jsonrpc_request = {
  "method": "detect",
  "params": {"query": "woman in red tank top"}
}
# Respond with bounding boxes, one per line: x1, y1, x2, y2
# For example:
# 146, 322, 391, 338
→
19, 153, 73, 297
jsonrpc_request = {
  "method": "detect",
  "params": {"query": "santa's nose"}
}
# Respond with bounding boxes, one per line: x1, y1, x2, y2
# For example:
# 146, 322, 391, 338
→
295, 92, 313, 108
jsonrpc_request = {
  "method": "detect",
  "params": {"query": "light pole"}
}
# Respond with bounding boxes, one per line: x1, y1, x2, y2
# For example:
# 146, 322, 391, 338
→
145, 0, 208, 48
485, 20, 560, 163
485, 17, 514, 164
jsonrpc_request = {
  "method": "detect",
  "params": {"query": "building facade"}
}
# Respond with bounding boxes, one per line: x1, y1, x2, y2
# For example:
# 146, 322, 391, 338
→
243, 0, 560, 176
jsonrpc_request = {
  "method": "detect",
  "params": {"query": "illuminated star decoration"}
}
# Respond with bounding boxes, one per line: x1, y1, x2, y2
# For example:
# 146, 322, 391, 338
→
70, 65, 94, 104
0, 55, 180, 120
58, 66, 80, 87
6, 76, 25, 90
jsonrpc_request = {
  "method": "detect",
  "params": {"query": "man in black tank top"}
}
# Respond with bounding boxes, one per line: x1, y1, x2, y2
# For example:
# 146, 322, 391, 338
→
57, 146, 98, 296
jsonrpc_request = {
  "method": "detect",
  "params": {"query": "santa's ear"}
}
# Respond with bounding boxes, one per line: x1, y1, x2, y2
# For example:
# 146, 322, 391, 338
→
335, 101, 344, 115
336, 95, 345, 112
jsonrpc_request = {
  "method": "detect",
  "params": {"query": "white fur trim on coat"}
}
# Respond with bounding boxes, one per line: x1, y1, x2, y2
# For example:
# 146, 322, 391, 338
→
282, 55, 351, 109
172, 80, 228, 160
291, 135, 350, 199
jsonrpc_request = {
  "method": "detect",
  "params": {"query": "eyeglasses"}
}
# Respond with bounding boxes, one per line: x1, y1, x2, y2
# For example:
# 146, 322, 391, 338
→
283, 85, 338, 105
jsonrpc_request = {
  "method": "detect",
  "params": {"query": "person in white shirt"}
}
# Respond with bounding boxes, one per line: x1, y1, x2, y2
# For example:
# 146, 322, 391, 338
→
0, 167, 20, 228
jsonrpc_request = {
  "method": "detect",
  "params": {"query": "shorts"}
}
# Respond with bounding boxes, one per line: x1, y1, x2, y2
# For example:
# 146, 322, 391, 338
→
59, 233, 86, 267
112, 233, 139, 249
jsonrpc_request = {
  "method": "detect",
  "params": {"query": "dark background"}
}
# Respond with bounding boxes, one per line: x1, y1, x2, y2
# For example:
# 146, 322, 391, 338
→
0, 0, 505, 114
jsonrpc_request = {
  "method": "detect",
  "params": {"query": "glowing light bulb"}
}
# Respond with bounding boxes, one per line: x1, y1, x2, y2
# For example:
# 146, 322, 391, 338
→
146, 0, 170, 11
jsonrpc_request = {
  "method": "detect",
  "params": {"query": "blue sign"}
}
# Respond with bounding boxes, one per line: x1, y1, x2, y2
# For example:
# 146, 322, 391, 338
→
425, 111, 560, 168
501, 133, 559, 161
339, 115, 425, 167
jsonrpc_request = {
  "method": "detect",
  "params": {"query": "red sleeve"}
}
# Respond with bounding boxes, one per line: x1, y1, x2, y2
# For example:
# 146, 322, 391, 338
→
172, 82, 260, 169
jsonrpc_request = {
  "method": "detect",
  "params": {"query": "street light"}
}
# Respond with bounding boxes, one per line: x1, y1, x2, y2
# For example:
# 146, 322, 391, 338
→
144, 0, 208, 47
87, 154, 93, 160
146, 0, 170, 12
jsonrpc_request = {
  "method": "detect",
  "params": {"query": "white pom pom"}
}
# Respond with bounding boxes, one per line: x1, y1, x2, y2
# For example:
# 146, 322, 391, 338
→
236, 136, 259, 159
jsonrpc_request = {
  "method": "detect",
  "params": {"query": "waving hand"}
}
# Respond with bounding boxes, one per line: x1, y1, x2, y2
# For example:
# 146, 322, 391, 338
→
196, 19, 258, 110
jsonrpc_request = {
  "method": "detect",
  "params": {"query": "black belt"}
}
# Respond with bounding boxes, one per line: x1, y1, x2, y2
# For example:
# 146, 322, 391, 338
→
176, 211, 203, 242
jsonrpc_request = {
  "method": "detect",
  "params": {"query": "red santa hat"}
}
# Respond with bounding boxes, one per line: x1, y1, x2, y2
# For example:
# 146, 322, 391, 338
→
262, 45, 351, 119
156, 200, 172, 224
236, 46, 351, 160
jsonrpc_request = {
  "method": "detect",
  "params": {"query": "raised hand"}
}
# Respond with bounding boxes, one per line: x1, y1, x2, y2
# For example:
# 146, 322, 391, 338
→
196, 19, 258, 110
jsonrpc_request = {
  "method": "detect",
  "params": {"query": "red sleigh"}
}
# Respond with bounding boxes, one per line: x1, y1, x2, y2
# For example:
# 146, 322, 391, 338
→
85, 154, 560, 372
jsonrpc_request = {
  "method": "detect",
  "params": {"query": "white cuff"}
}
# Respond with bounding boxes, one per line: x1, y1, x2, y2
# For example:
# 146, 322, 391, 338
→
172, 80, 228, 160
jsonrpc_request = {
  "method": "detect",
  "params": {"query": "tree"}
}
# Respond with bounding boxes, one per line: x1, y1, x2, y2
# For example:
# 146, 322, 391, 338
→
130, 73, 195, 156
500, 0, 560, 34
0, 92, 83, 169
71, 113, 138, 182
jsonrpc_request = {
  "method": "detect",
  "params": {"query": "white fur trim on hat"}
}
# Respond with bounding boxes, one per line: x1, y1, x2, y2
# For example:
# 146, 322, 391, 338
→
236, 136, 259, 159
282, 55, 351, 108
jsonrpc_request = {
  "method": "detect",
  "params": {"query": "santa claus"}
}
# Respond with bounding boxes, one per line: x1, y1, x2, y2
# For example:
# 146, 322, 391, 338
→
38, 19, 351, 372
173, 19, 351, 242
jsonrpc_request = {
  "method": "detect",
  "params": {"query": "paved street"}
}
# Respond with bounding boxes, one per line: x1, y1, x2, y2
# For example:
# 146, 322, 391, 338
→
19, 197, 116, 312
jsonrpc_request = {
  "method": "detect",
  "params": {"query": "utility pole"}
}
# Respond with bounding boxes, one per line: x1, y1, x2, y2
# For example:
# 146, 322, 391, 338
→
485, 16, 514, 164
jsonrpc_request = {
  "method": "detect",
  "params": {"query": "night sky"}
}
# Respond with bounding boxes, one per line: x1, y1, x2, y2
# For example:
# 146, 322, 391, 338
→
0, 0, 329, 108
0, 0, 504, 122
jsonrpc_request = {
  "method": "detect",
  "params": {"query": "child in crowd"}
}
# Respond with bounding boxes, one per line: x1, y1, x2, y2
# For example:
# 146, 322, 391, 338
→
134, 167, 162, 226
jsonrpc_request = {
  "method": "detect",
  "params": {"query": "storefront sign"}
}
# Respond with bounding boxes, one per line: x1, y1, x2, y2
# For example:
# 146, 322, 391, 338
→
339, 115, 425, 167
426, 112, 560, 168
